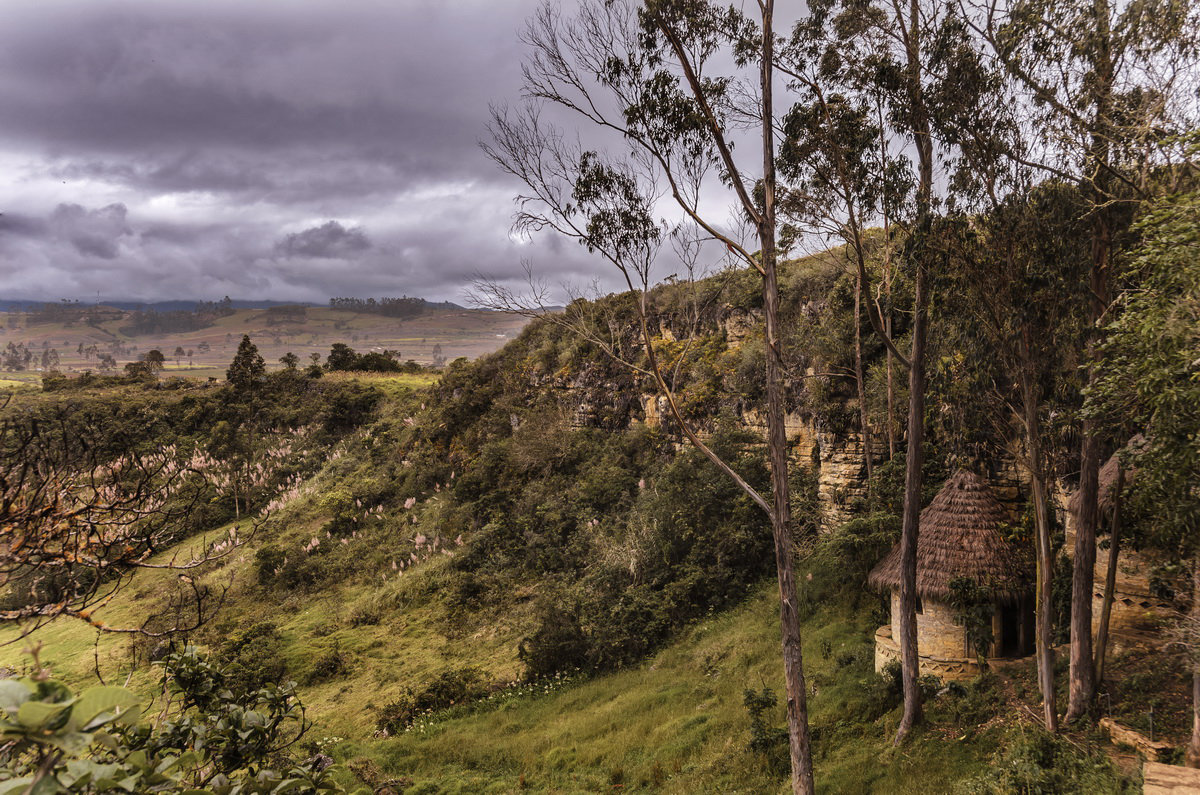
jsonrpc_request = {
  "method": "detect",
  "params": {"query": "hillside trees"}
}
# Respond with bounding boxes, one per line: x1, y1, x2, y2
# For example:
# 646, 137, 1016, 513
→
974, 0, 1199, 722
226, 336, 265, 391
942, 184, 1092, 731
2, 358, 380, 639
483, 1, 817, 789
0, 406, 245, 637
1088, 180, 1200, 763
778, 0, 1010, 740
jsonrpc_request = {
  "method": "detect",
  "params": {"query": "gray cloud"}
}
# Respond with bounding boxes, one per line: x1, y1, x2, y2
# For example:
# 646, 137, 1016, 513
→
277, 221, 370, 259
49, 203, 132, 260
0, 0, 623, 304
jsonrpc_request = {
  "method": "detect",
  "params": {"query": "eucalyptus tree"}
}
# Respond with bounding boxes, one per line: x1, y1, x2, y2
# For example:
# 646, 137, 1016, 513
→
1088, 177, 1200, 763
779, 0, 1006, 742
942, 184, 1092, 732
482, 1, 817, 789
974, 0, 1199, 721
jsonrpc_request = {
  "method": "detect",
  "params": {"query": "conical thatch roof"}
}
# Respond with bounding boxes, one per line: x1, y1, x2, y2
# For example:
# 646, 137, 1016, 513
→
1067, 435, 1143, 519
868, 469, 1029, 604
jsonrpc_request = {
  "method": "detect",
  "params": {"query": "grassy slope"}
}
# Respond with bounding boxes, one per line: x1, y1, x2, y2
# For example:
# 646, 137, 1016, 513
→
0, 523, 993, 794
358, 582, 992, 795
0, 274, 1147, 793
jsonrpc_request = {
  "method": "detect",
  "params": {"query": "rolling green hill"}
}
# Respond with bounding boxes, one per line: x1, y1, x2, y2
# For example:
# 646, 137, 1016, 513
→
0, 268, 1149, 791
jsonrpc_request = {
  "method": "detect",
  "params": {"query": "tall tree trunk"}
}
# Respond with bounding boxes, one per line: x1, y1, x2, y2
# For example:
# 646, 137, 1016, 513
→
894, 253, 929, 745
1094, 465, 1123, 685
878, 103, 897, 461
1066, 421, 1101, 723
1020, 337, 1058, 732
1066, 0, 1114, 724
854, 269, 874, 491
895, 0, 933, 743
760, 6, 814, 791
1066, 231, 1110, 722
1188, 557, 1200, 768
885, 292, 895, 460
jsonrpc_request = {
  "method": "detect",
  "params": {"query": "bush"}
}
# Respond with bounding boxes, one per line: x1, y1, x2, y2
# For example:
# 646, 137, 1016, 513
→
518, 604, 590, 680
306, 640, 352, 684
216, 621, 289, 697
859, 660, 905, 721
375, 667, 489, 734
743, 687, 789, 776
957, 728, 1131, 794
0, 647, 345, 793
255, 545, 286, 586
348, 604, 381, 627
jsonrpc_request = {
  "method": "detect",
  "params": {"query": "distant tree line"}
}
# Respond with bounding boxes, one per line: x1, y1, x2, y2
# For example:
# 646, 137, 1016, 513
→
328, 296, 432, 319
264, 304, 307, 325
120, 297, 235, 335
27, 300, 120, 327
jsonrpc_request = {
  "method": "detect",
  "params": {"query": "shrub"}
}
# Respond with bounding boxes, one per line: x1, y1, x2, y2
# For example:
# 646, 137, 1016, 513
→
859, 660, 905, 721
255, 545, 286, 586
306, 640, 352, 684
216, 621, 289, 696
348, 604, 381, 627
375, 667, 488, 734
743, 686, 789, 776
518, 604, 590, 680
0, 647, 345, 793
957, 728, 1130, 794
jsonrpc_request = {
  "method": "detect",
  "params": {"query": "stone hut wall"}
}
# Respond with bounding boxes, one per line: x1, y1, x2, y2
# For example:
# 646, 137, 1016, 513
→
889, 591, 966, 660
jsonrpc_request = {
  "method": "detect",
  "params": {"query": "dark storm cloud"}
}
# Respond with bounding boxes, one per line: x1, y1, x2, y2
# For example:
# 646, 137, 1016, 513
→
49, 203, 132, 260
0, 0, 621, 303
277, 221, 370, 259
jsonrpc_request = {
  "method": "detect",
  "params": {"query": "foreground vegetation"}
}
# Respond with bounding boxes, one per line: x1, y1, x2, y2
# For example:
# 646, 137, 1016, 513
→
0, 326, 1165, 790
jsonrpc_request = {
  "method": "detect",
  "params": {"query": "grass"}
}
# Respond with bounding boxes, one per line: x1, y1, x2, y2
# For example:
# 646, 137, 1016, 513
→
321, 370, 441, 395
2, 557, 1141, 795
0, 518, 1002, 795
0, 385, 1141, 793
337, 581, 996, 794
1, 490, 1136, 794
0, 498, 526, 741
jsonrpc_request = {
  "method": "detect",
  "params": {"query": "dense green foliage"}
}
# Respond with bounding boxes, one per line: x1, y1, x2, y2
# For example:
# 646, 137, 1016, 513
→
322, 343, 424, 374
0, 648, 345, 794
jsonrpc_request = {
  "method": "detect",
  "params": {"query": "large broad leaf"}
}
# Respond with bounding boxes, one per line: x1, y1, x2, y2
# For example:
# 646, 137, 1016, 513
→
15, 698, 72, 729
41, 728, 94, 756
69, 686, 142, 731
0, 777, 36, 795
0, 680, 31, 714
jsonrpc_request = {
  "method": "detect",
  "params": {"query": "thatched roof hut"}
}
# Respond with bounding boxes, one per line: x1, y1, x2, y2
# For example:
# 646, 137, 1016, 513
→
1066, 435, 1143, 518
868, 469, 1029, 605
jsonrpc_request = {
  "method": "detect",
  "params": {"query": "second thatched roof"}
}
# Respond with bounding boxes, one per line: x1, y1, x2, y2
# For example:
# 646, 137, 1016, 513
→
867, 469, 1029, 604
1066, 435, 1144, 519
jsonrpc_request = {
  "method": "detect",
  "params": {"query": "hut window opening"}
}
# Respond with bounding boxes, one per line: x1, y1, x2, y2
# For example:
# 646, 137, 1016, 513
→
914, 595, 923, 615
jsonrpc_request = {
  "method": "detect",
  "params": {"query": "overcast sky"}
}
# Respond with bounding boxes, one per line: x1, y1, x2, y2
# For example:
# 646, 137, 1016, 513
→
0, 0, 623, 304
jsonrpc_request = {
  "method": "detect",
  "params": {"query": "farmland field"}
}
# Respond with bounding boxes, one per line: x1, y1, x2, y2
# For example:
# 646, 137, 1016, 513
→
0, 304, 529, 378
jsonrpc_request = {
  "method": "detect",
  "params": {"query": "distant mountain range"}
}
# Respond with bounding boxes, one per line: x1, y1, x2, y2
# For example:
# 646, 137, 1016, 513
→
0, 298, 464, 312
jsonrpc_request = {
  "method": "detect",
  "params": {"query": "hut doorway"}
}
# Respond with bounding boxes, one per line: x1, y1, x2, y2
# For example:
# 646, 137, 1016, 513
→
998, 605, 1022, 657
995, 600, 1033, 657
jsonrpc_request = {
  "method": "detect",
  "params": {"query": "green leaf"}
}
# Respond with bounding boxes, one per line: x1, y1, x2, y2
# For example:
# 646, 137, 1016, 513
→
0, 778, 36, 795
16, 698, 72, 729
42, 729, 94, 755
69, 686, 142, 731
0, 680, 32, 713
